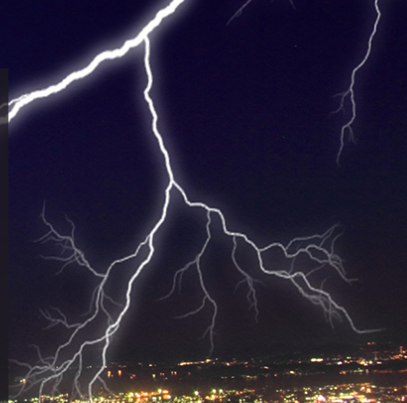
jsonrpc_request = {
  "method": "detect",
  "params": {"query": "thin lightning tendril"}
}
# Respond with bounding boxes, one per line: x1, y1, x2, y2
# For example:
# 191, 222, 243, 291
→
227, 0, 295, 26
334, 0, 381, 165
8, 0, 383, 400
227, 0, 381, 164
227, 0, 253, 25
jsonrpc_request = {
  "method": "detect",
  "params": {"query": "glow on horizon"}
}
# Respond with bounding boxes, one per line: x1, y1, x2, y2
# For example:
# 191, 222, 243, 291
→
7, 0, 383, 400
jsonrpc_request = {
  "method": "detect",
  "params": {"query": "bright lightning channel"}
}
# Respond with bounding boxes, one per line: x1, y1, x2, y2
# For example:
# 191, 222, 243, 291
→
8, 0, 382, 401
2, 0, 188, 123
334, 0, 382, 165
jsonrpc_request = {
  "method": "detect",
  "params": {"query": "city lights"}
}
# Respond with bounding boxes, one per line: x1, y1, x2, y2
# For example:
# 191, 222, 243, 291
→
6, 0, 393, 400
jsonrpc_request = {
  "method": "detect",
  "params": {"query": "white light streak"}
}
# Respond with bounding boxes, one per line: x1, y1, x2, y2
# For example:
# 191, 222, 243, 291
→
8, 0, 383, 400
227, 0, 295, 26
334, 0, 382, 165
227, 0, 253, 26
3, 0, 188, 123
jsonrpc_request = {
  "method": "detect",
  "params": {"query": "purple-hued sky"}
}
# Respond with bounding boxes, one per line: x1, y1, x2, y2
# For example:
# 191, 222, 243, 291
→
5, 0, 407, 370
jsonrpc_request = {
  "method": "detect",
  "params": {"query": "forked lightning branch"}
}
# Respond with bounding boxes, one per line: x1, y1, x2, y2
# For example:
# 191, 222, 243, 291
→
5, 0, 382, 400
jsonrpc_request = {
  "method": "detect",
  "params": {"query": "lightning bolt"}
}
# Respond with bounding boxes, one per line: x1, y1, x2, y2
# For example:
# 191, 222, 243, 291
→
7, 0, 383, 400
227, 0, 382, 165
2, 0, 188, 123
333, 0, 382, 165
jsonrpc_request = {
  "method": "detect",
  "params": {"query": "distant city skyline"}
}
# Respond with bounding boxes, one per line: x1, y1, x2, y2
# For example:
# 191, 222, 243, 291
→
9, 342, 407, 400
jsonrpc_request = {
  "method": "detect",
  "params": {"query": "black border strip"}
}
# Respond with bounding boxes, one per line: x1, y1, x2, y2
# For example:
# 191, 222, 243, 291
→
0, 68, 9, 401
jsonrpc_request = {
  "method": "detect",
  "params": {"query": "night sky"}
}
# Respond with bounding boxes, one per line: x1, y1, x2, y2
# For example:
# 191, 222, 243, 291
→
5, 0, 407, 374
